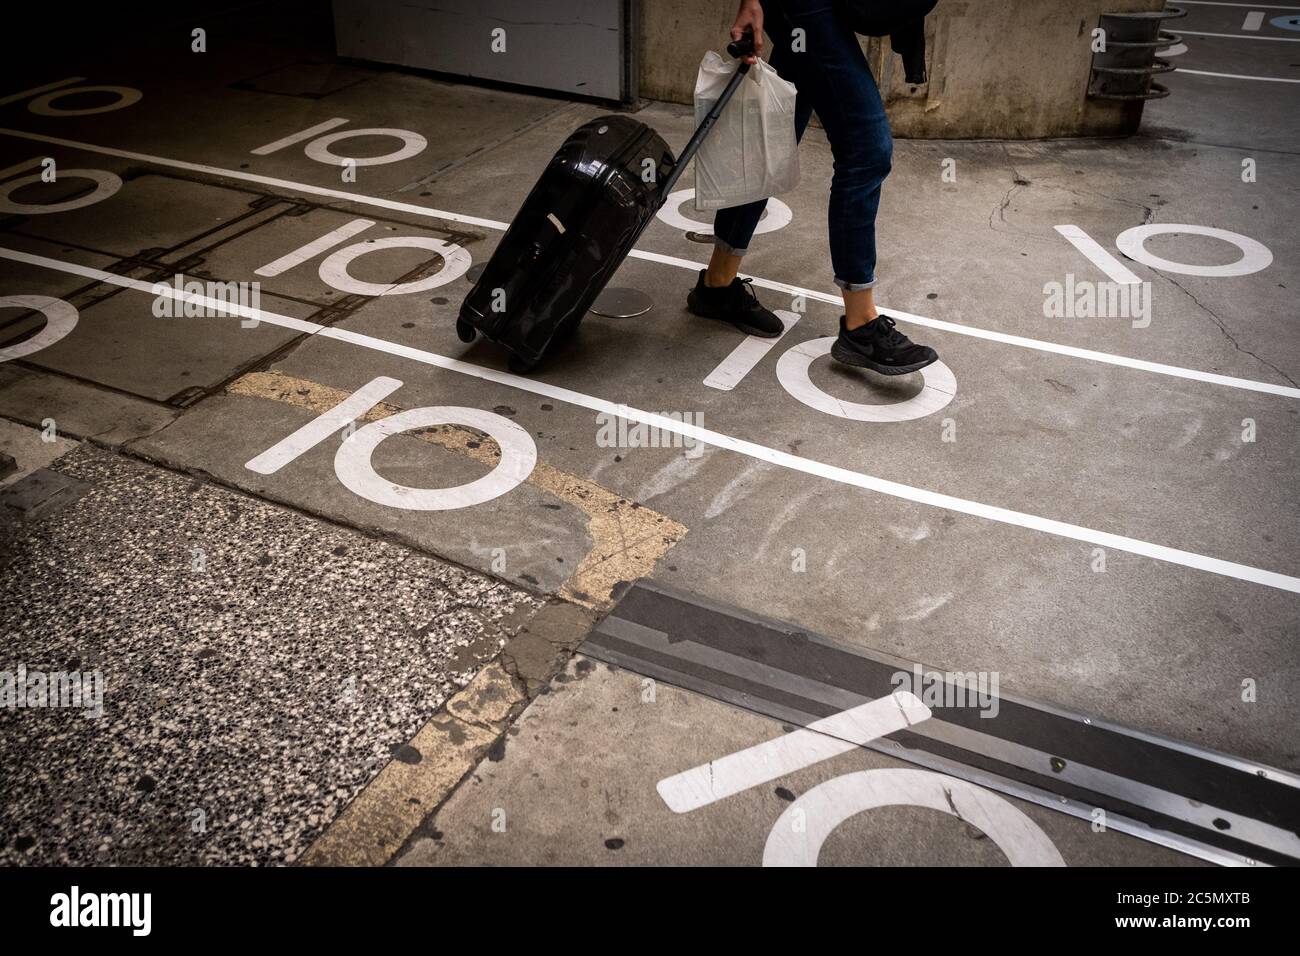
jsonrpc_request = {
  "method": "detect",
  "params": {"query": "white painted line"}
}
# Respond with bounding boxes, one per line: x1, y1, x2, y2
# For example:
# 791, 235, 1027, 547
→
703, 309, 799, 390
0, 127, 510, 231
28, 85, 140, 117
776, 340, 957, 422
1054, 224, 1143, 285
0, 168, 122, 215
250, 117, 349, 156
642, 251, 1300, 400
1242, 10, 1267, 29
5, 244, 1299, 595
254, 218, 375, 277
763, 769, 1066, 866
0, 251, 322, 334
246, 376, 403, 474
1175, 67, 1300, 82
305, 127, 426, 167
1179, 1, 1300, 8
0, 127, 1295, 400
656, 692, 932, 813
0, 77, 83, 107
0, 295, 78, 361
1117, 223, 1272, 278
1177, 28, 1300, 39
318, 235, 471, 295
0, 156, 42, 182
658, 188, 793, 237
334, 405, 536, 510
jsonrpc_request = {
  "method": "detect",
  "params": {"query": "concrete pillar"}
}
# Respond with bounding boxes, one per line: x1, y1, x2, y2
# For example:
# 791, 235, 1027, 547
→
639, 0, 1169, 138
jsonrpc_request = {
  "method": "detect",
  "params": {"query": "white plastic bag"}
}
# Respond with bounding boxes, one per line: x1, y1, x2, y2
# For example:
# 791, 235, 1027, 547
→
692, 51, 799, 211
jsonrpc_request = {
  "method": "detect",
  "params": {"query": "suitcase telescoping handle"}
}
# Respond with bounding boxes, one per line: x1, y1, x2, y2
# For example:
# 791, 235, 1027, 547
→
659, 30, 757, 198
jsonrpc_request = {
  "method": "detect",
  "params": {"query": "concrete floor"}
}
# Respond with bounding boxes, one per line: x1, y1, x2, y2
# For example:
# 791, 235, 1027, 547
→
0, 5, 1296, 866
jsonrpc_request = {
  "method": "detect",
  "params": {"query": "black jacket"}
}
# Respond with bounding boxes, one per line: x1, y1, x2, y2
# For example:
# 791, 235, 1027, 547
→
840, 0, 938, 85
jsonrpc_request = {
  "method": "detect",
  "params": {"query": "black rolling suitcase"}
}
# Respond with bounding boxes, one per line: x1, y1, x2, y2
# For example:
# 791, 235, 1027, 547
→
456, 34, 759, 373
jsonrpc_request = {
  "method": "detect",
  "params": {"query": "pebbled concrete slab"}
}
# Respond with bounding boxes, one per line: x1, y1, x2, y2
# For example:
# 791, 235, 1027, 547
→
302, 599, 597, 865
0, 444, 539, 865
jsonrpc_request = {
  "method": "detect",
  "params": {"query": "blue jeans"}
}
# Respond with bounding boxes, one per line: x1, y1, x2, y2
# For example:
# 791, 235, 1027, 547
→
712, 0, 892, 291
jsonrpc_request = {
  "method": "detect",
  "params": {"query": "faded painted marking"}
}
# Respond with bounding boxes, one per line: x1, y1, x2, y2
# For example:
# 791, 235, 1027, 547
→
317, 235, 471, 296
254, 218, 375, 277
244, 376, 403, 475
763, 769, 1066, 867
656, 691, 931, 813
1116, 223, 1273, 278
0, 295, 78, 361
0, 169, 122, 215
334, 405, 537, 511
703, 309, 800, 391
1177, 27, 1300, 39
1178, 2, 1299, 8
304, 127, 427, 167
251, 117, 349, 155
657, 188, 793, 237
1241, 11, 1266, 28
776, 338, 956, 422
27, 85, 141, 116
0, 77, 83, 107
0, 156, 43, 182
1054, 224, 1143, 285
1175, 67, 1300, 82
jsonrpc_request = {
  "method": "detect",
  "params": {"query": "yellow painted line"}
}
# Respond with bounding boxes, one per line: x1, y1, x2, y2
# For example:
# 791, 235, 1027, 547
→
300, 662, 519, 867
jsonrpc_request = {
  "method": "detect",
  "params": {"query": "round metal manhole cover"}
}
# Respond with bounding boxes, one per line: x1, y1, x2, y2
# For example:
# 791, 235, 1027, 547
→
589, 287, 654, 318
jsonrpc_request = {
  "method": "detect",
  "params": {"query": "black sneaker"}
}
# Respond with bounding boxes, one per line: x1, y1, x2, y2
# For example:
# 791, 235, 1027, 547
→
830, 314, 938, 375
686, 271, 783, 337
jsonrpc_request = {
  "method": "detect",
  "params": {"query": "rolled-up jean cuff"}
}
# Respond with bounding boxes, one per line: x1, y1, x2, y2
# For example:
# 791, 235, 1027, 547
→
834, 277, 877, 291
712, 236, 748, 256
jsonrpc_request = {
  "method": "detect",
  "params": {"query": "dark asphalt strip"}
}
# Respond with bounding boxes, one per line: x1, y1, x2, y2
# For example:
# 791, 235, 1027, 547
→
581, 579, 1300, 866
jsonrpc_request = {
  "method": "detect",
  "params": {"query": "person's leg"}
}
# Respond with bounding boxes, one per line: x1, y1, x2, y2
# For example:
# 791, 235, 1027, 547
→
704, 248, 744, 288
709, 0, 816, 279
691, 0, 814, 336
842, 287, 877, 330
777, 0, 937, 373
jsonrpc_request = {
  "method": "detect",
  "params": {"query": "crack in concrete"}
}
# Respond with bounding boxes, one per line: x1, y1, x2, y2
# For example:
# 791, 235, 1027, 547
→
942, 785, 964, 822
1162, 274, 1299, 389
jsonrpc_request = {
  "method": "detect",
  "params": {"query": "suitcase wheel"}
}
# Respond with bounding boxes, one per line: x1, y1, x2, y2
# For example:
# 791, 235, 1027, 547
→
455, 318, 477, 343
508, 354, 537, 375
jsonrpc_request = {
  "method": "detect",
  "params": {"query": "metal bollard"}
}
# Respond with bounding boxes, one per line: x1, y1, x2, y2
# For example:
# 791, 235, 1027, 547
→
1088, 5, 1186, 101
